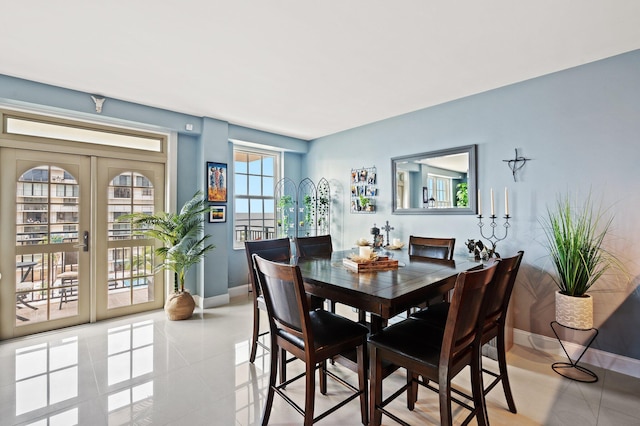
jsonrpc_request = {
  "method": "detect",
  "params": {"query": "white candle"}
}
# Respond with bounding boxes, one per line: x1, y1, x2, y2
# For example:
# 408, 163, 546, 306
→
490, 188, 495, 216
359, 246, 372, 258
505, 187, 509, 216
392, 238, 401, 247
477, 189, 482, 215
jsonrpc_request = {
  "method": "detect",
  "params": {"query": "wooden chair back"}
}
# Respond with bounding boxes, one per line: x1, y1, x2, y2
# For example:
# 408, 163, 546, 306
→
408, 236, 455, 260
442, 261, 498, 369
252, 254, 312, 349
244, 238, 291, 297
479, 252, 523, 414
483, 251, 524, 327
295, 234, 333, 258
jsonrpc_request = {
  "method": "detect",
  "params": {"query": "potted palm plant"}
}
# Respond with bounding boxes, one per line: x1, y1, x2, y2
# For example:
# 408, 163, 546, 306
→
541, 192, 621, 329
120, 191, 216, 320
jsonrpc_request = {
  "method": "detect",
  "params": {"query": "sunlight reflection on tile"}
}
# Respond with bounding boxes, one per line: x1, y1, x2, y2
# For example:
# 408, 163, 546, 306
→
14, 337, 80, 417
107, 320, 155, 387
25, 407, 78, 426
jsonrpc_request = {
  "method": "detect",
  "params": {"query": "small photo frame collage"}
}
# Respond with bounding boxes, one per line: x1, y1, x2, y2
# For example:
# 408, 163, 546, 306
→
350, 166, 377, 212
207, 161, 227, 223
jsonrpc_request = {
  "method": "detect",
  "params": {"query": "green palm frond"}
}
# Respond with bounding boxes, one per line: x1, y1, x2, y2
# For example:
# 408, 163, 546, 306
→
118, 191, 215, 293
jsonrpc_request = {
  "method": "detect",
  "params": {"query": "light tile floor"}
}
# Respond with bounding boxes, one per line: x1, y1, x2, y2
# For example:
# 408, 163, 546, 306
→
1, 295, 639, 425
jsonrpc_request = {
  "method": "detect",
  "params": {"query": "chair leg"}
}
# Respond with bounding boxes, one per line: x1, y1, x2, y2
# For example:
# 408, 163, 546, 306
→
471, 350, 489, 426
319, 360, 327, 395
59, 287, 67, 310
497, 331, 517, 413
407, 371, 418, 410
250, 304, 260, 363
261, 339, 279, 426
357, 343, 368, 425
279, 348, 287, 386
439, 377, 454, 426
369, 347, 383, 426
304, 358, 316, 426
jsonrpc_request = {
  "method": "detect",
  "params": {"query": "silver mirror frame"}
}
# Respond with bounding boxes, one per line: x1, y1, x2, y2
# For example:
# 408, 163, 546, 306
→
391, 144, 477, 215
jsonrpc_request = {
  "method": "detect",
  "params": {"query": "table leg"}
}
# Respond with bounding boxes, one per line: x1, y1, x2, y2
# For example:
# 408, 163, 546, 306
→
370, 315, 386, 334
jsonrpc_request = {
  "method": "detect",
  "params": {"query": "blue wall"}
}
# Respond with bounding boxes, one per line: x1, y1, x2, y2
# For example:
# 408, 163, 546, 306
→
305, 49, 640, 360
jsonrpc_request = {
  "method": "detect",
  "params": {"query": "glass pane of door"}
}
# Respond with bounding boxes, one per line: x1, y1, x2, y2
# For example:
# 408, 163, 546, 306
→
106, 171, 156, 309
15, 165, 81, 325
1, 149, 91, 340
95, 158, 165, 321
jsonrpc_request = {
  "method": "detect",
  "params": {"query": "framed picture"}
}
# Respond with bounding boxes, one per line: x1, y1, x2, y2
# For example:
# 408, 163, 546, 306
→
209, 205, 226, 223
206, 162, 227, 202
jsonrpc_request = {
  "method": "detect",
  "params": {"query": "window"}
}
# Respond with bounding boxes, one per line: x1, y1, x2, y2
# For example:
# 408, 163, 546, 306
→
113, 187, 132, 199
233, 146, 279, 248
55, 184, 79, 198
427, 175, 453, 208
6, 117, 163, 152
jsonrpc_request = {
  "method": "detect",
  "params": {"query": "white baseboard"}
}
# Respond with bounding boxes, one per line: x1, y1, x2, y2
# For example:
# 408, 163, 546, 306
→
199, 293, 230, 309
228, 284, 250, 299
196, 284, 249, 309
513, 328, 640, 379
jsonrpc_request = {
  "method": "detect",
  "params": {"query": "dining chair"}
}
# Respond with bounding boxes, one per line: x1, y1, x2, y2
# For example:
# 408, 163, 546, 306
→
405, 235, 456, 311
408, 235, 455, 260
368, 261, 499, 426
253, 254, 369, 426
295, 234, 341, 313
244, 238, 292, 363
410, 251, 524, 414
295, 234, 333, 258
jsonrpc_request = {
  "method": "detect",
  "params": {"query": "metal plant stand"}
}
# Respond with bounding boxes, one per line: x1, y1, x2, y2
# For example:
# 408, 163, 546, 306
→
550, 321, 599, 383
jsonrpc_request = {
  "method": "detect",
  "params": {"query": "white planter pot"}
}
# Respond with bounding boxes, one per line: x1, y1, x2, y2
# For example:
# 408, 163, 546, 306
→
555, 291, 593, 329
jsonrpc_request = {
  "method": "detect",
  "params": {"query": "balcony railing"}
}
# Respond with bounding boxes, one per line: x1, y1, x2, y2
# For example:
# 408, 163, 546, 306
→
235, 225, 275, 242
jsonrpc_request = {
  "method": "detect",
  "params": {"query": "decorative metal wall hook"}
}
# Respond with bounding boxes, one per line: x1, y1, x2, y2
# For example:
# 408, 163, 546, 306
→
502, 148, 531, 182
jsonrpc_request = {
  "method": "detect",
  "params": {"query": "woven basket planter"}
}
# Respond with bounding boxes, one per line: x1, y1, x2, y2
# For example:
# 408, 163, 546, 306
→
555, 291, 593, 329
165, 291, 196, 321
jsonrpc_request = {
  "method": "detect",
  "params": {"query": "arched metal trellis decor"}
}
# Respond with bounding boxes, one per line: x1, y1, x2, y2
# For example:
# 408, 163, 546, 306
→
274, 178, 331, 238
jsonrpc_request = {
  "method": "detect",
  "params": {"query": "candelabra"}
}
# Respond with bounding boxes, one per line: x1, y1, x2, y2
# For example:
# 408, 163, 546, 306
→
477, 214, 511, 258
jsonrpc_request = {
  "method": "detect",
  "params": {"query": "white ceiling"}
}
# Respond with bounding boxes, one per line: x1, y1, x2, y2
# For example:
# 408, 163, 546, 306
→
1, 1, 639, 140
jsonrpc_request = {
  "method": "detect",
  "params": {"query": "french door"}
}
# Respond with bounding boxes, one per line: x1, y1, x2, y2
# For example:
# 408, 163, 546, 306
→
0, 148, 165, 339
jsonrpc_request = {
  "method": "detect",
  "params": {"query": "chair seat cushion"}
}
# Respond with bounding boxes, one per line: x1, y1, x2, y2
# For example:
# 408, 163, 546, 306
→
278, 310, 368, 352
368, 318, 445, 366
410, 301, 450, 325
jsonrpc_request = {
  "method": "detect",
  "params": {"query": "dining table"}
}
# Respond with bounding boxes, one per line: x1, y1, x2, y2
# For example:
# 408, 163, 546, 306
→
297, 249, 484, 333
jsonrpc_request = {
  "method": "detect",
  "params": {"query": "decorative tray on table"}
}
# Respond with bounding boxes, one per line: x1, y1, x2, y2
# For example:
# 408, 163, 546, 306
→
343, 254, 399, 272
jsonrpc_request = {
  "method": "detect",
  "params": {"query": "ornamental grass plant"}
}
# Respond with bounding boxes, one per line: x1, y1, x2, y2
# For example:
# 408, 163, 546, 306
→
541, 193, 620, 297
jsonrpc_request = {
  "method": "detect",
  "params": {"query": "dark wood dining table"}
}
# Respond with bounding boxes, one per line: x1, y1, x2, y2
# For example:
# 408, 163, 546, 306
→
297, 249, 484, 333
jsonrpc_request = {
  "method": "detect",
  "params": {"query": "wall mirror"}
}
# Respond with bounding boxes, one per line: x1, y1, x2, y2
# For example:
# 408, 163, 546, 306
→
392, 144, 477, 215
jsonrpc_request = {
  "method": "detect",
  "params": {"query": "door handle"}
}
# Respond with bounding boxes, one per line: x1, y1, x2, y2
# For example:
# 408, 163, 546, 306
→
73, 231, 89, 252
